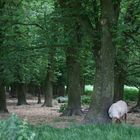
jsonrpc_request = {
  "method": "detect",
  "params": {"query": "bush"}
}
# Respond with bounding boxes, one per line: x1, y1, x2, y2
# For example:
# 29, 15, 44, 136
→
84, 90, 93, 95
81, 95, 91, 104
0, 114, 35, 140
59, 104, 67, 113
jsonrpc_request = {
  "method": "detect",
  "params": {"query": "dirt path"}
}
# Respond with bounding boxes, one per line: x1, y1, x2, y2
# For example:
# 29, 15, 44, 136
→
0, 98, 140, 128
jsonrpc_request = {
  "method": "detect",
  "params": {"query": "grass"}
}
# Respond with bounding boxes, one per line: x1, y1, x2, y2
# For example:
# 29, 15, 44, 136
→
33, 124, 140, 140
84, 85, 139, 101
0, 115, 140, 140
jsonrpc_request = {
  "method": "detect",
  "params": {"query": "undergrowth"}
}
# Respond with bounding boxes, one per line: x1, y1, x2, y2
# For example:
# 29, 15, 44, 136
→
0, 115, 140, 140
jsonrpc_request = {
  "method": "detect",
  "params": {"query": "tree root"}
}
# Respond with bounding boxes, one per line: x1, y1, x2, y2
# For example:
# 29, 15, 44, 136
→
61, 108, 83, 116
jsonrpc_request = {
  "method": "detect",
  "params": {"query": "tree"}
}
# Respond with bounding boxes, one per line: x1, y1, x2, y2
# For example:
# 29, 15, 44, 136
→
85, 0, 120, 123
57, 0, 83, 115
0, 0, 9, 113
42, 46, 56, 107
114, 0, 140, 101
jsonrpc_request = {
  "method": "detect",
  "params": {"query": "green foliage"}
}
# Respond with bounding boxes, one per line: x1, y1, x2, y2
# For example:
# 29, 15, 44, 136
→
59, 104, 67, 113
124, 87, 139, 101
81, 95, 91, 104
83, 85, 139, 102
84, 90, 93, 95
0, 114, 35, 140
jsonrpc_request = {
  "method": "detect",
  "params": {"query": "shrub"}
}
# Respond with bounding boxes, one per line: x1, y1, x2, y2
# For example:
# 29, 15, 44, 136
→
84, 90, 93, 95
0, 114, 35, 140
59, 104, 67, 113
81, 95, 91, 104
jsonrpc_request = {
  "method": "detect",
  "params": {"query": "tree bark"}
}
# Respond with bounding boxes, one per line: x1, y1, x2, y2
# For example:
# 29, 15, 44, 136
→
0, 82, 8, 113
10, 83, 17, 98
17, 83, 28, 105
62, 47, 82, 116
53, 84, 65, 97
27, 83, 36, 96
85, 0, 117, 123
113, 63, 125, 102
42, 47, 55, 107
37, 86, 42, 104
42, 75, 53, 107
136, 89, 140, 107
57, 0, 82, 116
80, 77, 85, 95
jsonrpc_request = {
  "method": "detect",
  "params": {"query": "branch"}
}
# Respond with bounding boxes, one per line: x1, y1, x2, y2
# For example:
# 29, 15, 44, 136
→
126, 71, 140, 77
14, 22, 45, 30
127, 63, 140, 68
123, 31, 140, 47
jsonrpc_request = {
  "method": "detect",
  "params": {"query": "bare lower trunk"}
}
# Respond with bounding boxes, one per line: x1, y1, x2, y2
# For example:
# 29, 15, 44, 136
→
37, 87, 42, 104
53, 84, 65, 97
0, 82, 8, 113
113, 64, 125, 102
10, 83, 17, 98
42, 47, 55, 107
136, 89, 140, 107
63, 47, 82, 116
42, 79, 53, 107
17, 83, 28, 105
27, 83, 36, 96
80, 77, 85, 95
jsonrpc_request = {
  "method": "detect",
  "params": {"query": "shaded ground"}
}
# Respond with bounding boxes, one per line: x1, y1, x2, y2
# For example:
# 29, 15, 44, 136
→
0, 97, 140, 128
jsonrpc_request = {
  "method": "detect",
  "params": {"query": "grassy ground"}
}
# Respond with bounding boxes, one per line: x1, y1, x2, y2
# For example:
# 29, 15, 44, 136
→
34, 124, 140, 140
0, 115, 140, 140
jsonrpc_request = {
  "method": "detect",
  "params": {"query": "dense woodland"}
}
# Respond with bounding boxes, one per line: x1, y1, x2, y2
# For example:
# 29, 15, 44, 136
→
0, 0, 140, 124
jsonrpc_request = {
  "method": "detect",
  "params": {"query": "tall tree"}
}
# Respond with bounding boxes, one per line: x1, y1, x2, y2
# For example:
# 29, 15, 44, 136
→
42, 46, 56, 107
85, 0, 120, 123
0, 1, 8, 113
57, 0, 82, 115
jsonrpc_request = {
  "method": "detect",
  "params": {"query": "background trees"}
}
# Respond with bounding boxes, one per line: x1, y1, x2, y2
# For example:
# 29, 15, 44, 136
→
0, 0, 139, 122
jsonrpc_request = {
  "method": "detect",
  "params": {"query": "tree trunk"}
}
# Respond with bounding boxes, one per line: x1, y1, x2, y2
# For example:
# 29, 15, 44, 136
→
80, 77, 85, 95
63, 47, 82, 116
37, 87, 42, 104
42, 76, 53, 107
17, 83, 28, 105
10, 83, 17, 98
53, 84, 65, 97
136, 89, 140, 107
113, 63, 125, 102
57, 0, 82, 115
27, 83, 36, 96
0, 82, 8, 113
53, 73, 65, 97
42, 47, 55, 107
85, 0, 117, 123
0, 2, 8, 113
